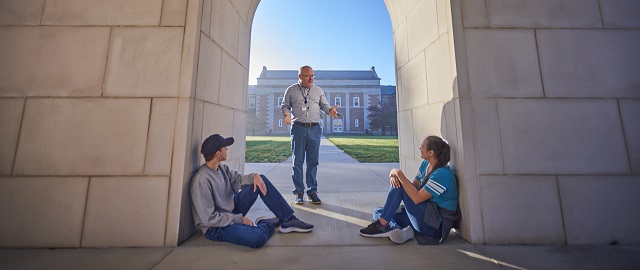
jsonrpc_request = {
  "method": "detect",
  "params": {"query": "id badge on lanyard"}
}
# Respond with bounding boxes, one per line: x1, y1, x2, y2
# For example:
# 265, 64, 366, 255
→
300, 84, 310, 112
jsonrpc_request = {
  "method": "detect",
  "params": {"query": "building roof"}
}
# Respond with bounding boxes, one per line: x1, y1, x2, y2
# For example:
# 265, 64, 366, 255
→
248, 85, 257, 94
258, 66, 381, 81
381, 85, 396, 95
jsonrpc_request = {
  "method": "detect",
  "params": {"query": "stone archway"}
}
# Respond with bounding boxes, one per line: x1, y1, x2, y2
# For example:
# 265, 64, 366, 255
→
1, 0, 638, 248
181, 0, 469, 245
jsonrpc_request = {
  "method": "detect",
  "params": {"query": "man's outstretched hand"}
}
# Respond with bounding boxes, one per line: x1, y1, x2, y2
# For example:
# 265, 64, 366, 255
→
329, 105, 339, 118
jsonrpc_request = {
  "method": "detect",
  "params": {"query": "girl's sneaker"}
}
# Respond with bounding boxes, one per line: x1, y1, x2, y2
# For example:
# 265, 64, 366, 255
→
359, 220, 392, 237
389, 226, 414, 244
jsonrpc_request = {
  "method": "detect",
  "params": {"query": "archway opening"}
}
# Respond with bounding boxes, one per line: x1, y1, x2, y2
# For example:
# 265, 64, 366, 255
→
180, 0, 462, 245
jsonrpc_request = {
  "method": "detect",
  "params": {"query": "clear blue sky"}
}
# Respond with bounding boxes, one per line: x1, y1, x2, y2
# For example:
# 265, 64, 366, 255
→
248, 0, 396, 86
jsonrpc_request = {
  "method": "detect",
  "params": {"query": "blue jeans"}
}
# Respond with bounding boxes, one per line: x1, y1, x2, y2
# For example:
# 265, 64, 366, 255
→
290, 124, 322, 195
205, 176, 295, 248
373, 185, 441, 238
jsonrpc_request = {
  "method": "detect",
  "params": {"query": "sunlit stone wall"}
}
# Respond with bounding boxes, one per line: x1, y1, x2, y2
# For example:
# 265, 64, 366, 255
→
388, 0, 640, 244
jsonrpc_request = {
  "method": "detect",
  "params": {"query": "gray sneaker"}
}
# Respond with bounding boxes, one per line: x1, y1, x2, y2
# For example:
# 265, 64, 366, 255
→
255, 216, 280, 227
389, 226, 414, 244
280, 215, 314, 233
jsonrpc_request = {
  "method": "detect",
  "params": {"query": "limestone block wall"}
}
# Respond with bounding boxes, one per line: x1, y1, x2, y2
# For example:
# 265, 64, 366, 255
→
195, 0, 257, 171
385, 0, 465, 237
454, 0, 640, 244
177, 0, 258, 243
0, 0, 189, 247
385, 0, 457, 170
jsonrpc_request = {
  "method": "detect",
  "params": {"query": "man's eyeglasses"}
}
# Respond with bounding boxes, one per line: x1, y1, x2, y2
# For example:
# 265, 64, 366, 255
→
301, 74, 315, 78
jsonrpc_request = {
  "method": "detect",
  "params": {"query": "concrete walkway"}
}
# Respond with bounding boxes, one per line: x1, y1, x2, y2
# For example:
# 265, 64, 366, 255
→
2, 137, 640, 269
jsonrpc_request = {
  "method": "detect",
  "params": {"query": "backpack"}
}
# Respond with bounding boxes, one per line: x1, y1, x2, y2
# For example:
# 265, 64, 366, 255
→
414, 201, 461, 245
415, 173, 461, 245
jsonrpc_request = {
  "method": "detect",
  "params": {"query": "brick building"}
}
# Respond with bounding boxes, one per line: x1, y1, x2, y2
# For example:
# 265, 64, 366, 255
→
248, 66, 396, 135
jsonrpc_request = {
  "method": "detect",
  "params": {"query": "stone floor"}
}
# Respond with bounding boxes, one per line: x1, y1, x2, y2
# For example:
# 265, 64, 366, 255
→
2, 137, 640, 269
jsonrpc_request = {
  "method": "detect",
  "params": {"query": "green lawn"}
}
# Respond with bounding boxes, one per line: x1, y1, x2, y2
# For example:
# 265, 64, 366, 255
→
326, 135, 399, 163
245, 135, 399, 163
245, 136, 291, 163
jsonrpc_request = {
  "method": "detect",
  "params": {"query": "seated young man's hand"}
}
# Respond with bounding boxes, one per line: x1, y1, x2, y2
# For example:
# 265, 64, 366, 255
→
253, 174, 267, 195
242, 216, 254, 226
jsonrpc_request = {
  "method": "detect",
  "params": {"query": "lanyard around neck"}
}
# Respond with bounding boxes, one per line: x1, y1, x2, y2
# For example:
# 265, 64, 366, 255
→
299, 84, 310, 104
299, 84, 310, 96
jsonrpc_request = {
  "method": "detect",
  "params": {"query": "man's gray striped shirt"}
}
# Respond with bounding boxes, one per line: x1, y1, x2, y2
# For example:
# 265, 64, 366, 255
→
280, 83, 331, 123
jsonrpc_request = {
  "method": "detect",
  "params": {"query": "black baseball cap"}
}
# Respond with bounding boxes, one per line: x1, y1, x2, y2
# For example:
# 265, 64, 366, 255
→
201, 134, 234, 157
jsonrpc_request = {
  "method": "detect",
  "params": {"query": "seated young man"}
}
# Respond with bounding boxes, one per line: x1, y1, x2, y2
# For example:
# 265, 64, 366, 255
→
191, 134, 314, 248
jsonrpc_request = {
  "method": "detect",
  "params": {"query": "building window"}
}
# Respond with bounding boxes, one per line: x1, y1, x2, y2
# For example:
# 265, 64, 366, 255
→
333, 119, 343, 132
277, 97, 284, 107
353, 97, 360, 107
335, 97, 342, 106
278, 119, 283, 127
249, 97, 256, 108
355, 119, 359, 127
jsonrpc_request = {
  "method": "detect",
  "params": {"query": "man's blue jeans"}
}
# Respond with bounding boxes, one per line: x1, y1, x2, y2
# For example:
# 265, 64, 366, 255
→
290, 124, 321, 195
204, 175, 294, 248
373, 185, 441, 238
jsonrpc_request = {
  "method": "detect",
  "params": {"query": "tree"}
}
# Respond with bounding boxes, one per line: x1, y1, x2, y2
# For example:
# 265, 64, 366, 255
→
367, 97, 397, 136
246, 109, 268, 135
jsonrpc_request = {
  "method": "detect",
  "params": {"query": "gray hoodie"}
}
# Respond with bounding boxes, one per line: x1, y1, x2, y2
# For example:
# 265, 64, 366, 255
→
190, 164, 256, 234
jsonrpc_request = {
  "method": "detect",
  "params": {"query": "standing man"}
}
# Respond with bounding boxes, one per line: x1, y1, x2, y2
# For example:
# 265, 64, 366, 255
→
281, 66, 338, 205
